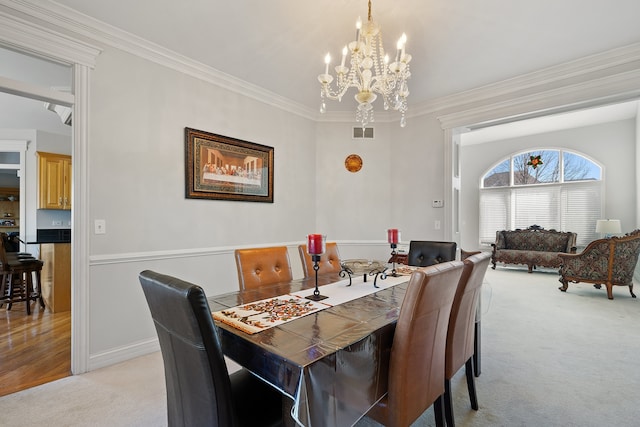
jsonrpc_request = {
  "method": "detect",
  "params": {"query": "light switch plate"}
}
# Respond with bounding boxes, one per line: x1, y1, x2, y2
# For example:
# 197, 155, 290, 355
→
94, 219, 106, 234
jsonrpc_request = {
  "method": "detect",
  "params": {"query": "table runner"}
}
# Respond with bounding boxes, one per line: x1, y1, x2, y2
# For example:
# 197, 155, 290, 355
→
212, 273, 409, 334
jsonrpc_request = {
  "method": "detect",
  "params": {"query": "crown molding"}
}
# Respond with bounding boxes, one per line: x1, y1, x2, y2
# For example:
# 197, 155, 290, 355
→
437, 67, 640, 130
1, 0, 319, 120
315, 109, 400, 124
414, 42, 640, 119
0, 2, 101, 67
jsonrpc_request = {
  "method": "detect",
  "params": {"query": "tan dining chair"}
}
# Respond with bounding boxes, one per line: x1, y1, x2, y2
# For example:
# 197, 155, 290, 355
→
443, 252, 491, 427
365, 260, 464, 427
234, 246, 293, 291
139, 270, 286, 427
298, 242, 342, 278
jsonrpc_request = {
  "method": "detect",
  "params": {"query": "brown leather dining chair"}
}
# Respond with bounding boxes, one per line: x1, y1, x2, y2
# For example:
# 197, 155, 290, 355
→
443, 252, 491, 427
365, 260, 464, 427
234, 246, 293, 291
139, 270, 286, 427
298, 241, 342, 278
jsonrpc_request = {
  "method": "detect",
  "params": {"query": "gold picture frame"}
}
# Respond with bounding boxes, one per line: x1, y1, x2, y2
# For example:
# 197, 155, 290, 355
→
185, 128, 274, 202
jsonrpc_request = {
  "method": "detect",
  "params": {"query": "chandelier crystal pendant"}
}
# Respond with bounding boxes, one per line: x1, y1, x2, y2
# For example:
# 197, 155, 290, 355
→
318, 0, 411, 128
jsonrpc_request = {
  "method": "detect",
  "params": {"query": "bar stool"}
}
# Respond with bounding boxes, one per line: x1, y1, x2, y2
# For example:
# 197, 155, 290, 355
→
0, 235, 44, 315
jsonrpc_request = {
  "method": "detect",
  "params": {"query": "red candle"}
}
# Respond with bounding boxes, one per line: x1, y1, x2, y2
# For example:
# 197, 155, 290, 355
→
387, 228, 399, 244
307, 234, 325, 255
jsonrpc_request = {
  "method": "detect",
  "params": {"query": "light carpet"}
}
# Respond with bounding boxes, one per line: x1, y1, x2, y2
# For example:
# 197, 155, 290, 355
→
1, 266, 639, 426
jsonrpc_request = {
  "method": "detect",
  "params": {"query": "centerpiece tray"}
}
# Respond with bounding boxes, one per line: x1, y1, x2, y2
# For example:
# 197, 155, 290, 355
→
340, 259, 388, 288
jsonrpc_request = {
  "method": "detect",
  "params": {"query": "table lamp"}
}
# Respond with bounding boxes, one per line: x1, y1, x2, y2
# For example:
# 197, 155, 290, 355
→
306, 234, 328, 301
595, 219, 621, 238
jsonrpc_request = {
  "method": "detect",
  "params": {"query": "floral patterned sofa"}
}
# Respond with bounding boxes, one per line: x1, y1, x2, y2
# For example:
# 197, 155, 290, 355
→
491, 226, 577, 273
558, 229, 640, 299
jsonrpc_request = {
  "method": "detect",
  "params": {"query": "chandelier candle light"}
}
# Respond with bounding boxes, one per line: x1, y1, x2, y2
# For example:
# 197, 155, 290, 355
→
318, 0, 411, 128
387, 228, 400, 276
306, 234, 328, 301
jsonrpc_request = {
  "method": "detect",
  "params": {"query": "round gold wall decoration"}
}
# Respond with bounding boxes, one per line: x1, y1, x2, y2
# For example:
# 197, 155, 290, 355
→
345, 154, 363, 173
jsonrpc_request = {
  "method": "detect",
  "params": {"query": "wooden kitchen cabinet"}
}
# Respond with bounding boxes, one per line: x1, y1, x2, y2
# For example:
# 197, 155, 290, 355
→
37, 151, 72, 210
40, 243, 71, 313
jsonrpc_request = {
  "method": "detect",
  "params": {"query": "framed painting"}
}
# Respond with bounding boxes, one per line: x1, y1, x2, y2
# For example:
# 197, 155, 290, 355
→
185, 128, 274, 202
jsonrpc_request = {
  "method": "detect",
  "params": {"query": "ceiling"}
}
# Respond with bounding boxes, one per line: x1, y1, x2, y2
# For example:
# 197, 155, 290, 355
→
49, 0, 640, 113
2, 1, 640, 141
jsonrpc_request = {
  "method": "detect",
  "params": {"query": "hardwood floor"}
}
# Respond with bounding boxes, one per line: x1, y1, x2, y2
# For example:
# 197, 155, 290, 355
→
0, 300, 71, 397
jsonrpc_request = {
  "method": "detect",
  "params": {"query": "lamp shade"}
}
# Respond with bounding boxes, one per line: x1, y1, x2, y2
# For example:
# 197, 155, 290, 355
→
595, 219, 621, 235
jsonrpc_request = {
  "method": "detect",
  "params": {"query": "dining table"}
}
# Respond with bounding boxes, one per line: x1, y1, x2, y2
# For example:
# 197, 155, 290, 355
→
207, 270, 411, 427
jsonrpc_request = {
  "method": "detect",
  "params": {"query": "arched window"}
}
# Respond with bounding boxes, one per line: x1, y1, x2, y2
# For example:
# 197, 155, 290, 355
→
480, 149, 602, 247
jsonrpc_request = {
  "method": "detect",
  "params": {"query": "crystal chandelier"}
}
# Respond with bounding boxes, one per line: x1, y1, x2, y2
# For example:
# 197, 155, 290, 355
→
318, 0, 411, 128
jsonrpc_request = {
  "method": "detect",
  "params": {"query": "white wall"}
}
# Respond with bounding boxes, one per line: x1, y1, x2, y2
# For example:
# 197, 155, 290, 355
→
389, 113, 449, 242
314, 121, 392, 240
86, 47, 324, 358
84, 46, 460, 362
459, 118, 637, 251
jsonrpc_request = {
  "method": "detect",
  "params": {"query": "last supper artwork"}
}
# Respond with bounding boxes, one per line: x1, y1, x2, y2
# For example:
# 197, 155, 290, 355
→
185, 128, 274, 202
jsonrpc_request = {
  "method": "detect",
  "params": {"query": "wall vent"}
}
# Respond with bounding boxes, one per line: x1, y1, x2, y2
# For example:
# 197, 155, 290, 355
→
352, 127, 374, 139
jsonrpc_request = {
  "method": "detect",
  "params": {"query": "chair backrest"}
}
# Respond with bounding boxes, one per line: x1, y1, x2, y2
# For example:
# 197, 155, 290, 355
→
386, 260, 464, 426
0, 233, 9, 266
407, 240, 457, 267
298, 242, 342, 278
445, 252, 491, 379
139, 270, 235, 427
234, 246, 293, 291
610, 231, 640, 283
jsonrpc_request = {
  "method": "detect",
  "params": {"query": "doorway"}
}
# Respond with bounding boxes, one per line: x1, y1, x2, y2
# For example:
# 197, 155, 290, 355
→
0, 48, 74, 394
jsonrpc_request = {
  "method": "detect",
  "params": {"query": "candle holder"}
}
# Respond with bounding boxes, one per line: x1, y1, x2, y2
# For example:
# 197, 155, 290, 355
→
387, 228, 400, 277
389, 243, 399, 277
306, 254, 328, 301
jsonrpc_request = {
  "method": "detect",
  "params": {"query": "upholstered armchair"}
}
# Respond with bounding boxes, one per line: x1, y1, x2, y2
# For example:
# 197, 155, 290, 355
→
558, 230, 640, 299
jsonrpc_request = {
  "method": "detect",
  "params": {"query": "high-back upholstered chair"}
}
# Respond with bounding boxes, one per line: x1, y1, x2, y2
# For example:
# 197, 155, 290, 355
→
298, 242, 342, 278
139, 270, 285, 427
234, 246, 293, 291
407, 240, 457, 267
365, 261, 464, 427
443, 252, 491, 427
558, 229, 640, 299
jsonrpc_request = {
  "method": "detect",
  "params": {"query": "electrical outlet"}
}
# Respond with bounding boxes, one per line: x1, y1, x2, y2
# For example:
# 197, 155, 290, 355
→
94, 219, 106, 234
52, 220, 62, 226
432, 200, 444, 208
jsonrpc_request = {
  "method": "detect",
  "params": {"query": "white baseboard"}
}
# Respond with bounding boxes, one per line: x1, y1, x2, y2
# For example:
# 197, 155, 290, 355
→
87, 338, 160, 372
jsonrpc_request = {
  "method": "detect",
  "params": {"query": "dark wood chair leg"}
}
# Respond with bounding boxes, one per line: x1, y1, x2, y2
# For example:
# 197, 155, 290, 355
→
25, 271, 32, 315
444, 379, 454, 427
6, 272, 14, 310
434, 394, 446, 427
465, 358, 478, 410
